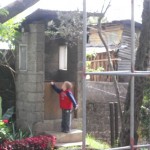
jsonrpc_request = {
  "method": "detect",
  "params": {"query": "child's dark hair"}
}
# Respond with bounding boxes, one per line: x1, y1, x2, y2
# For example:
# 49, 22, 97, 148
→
64, 81, 73, 89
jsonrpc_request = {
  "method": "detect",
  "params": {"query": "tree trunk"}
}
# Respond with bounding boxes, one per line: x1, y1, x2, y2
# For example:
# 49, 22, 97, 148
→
0, 0, 40, 23
120, 0, 150, 146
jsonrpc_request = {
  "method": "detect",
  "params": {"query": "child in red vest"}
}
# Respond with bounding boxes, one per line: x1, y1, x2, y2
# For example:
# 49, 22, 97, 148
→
50, 81, 78, 133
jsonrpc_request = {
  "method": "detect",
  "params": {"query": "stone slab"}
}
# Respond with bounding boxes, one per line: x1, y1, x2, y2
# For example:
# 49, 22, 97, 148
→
44, 129, 82, 143
55, 142, 82, 148
33, 118, 82, 134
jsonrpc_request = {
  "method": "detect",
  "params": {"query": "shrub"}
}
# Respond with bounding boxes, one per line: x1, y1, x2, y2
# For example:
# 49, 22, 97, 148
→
0, 135, 56, 150
0, 120, 33, 143
139, 78, 150, 142
0, 120, 56, 149
8, 123, 33, 141
0, 120, 10, 144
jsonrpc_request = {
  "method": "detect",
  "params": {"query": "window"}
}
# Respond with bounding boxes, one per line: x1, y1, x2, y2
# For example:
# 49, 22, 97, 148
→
19, 44, 27, 71
59, 45, 68, 70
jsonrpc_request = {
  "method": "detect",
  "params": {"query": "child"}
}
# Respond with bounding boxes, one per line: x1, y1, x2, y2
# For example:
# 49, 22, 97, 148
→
50, 81, 78, 133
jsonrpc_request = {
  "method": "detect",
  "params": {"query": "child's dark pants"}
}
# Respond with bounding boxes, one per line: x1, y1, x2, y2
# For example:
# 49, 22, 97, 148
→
61, 109, 72, 132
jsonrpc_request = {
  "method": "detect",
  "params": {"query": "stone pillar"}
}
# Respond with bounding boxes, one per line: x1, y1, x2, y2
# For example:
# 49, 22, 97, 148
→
16, 23, 45, 129
77, 40, 83, 118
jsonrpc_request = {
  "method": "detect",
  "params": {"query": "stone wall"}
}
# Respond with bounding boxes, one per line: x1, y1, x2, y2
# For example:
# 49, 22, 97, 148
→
86, 81, 128, 143
16, 28, 83, 131
16, 23, 45, 129
45, 38, 83, 118
45, 38, 77, 82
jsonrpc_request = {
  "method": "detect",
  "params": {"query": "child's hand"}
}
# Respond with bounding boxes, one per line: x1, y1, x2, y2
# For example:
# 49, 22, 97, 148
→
75, 105, 78, 110
50, 81, 54, 85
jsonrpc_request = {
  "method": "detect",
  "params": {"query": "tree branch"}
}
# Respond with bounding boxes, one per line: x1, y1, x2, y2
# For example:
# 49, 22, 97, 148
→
0, 0, 40, 23
97, 0, 123, 125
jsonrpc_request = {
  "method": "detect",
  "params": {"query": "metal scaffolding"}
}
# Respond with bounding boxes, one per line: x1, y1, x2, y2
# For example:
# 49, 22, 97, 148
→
82, 0, 150, 149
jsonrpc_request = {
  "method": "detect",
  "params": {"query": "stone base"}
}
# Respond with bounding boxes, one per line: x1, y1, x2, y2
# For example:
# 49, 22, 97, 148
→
33, 118, 82, 135
44, 129, 82, 143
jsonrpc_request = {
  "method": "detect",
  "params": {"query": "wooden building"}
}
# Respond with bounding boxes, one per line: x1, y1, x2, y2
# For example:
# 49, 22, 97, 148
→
87, 20, 142, 82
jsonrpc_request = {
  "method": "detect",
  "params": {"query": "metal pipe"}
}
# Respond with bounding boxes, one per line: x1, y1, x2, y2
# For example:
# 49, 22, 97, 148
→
82, 0, 87, 149
134, 144, 150, 148
107, 144, 150, 150
86, 71, 150, 76
130, 0, 135, 149
108, 146, 130, 150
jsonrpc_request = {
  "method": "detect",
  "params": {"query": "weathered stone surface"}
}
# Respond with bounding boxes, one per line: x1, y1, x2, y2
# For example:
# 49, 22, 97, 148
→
36, 83, 44, 92
24, 83, 37, 92
35, 102, 44, 112
28, 53, 36, 61
27, 74, 43, 82
18, 110, 27, 120
36, 61, 44, 72
27, 61, 36, 72
18, 74, 28, 83
25, 112, 43, 123
29, 24, 45, 33
23, 102, 36, 112
17, 92, 27, 101
27, 93, 44, 102
16, 23, 45, 129
16, 101, 24, 110
33, 118, 82, 135
86, 81, 128, 143
44, 129, 82, 143
36, 52, 43, 62
28, 43, 37, 52
34, 112, 44, 122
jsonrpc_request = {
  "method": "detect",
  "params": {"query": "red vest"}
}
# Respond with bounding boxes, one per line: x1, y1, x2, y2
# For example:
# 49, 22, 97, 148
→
59, 90, 73, 109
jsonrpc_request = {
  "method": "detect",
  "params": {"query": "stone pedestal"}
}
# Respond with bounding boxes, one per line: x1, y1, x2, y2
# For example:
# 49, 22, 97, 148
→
16, 23, 45, 129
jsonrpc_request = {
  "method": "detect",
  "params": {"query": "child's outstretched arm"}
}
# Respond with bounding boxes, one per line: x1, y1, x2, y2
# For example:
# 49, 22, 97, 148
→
66, 91, 78, 109
50, 82, 62, 93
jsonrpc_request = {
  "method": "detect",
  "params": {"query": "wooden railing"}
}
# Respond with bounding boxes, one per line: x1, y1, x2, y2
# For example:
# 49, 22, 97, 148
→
87, 52, 118, 82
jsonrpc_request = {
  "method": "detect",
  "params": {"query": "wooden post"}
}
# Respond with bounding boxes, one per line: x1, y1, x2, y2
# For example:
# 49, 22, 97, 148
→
114, 102, 119, 142
109, 102, 115, 147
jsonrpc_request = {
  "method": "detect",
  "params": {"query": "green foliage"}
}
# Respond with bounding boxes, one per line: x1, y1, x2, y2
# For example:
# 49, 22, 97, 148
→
46, 1, 109, 45
0, 120, 10, 143
86, 52, 97, 59
0, 8, 9, 17
86, 51, 104, 72
8, 123, 33, 141
86, 61, 104, 72
86, 134, 110, 149
0, 120, 33, 144
0, 18, 21, 48
0, 97, 2, 120
46, 10, 83, 44
139, 78, 150, 142
58, 134, 110, 150
0, 8, 22, 49
57, 11, 82, 41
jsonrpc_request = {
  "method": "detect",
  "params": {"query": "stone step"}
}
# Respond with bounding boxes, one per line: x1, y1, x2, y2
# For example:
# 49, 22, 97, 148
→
55, 142, 90, 149
55, 142, 82, 149
34, 118, 82, 135
44, 129, 82, 143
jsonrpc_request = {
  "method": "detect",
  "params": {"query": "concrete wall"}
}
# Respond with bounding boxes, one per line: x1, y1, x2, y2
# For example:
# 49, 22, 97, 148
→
45, 38, 83, 118
86, 81, 128, 143
45, 38, 77, 82
16, 23, 45, 129
16, 22, 83, 131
